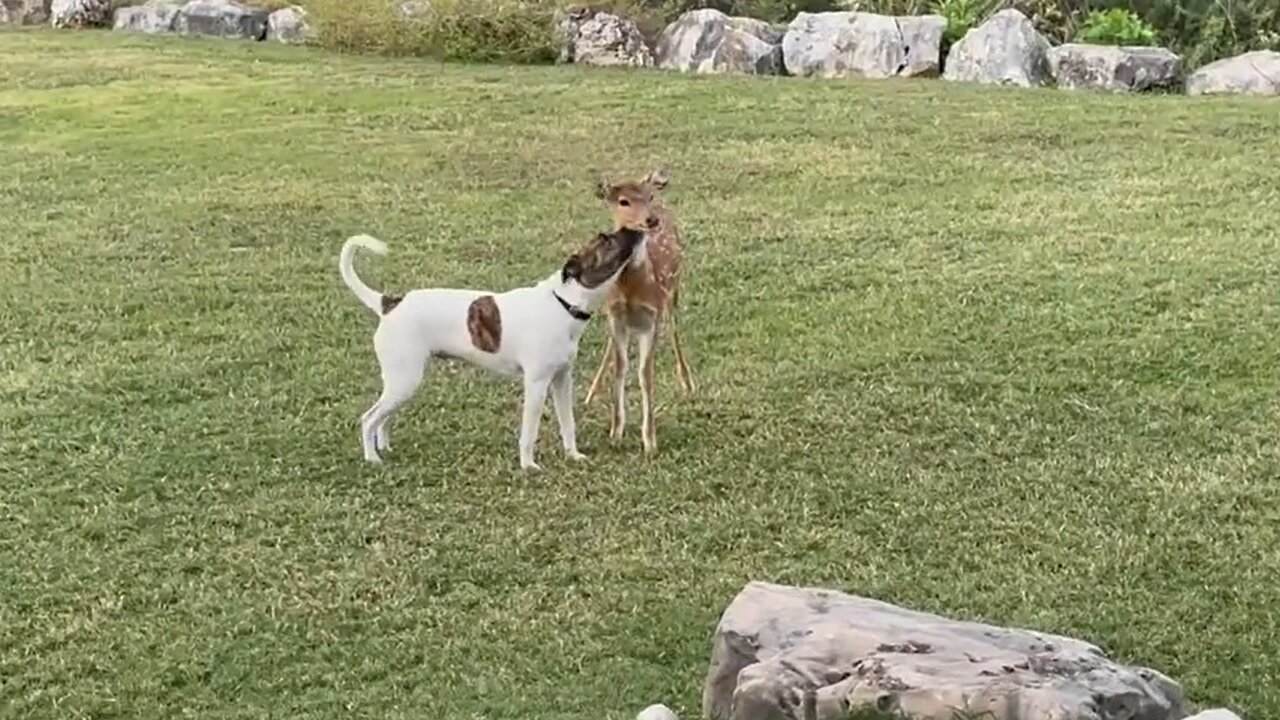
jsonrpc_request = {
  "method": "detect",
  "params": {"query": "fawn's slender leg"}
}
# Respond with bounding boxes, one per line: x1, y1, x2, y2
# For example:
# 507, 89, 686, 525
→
668, 304, 695, 395
635, 317, 659, 453
584, 332, 614, 406
606, 314, 630, 441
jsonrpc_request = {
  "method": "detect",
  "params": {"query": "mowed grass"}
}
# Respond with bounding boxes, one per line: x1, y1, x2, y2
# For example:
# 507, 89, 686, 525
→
2, 28, 1280, 720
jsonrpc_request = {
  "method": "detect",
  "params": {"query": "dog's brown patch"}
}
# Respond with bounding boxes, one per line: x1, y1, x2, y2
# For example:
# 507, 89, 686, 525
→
467, 295, 502, 353
380, 294, 404, 315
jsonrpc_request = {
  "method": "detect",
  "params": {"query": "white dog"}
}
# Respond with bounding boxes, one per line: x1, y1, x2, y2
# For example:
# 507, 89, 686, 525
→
338, 225, 649, 469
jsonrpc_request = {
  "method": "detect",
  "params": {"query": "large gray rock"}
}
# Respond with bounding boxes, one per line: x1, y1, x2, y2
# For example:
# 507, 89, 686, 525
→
636, 704, 680, 720
266, 5, 309, 43
1, 0, 51, 24
555, 7, 653, 67
943, 8, 1052, 87
703, 582, 1187, 720
50, 0, 109, 27
1049, 44, 1182, 92
394, 0, 428, 22
112, 1, 181, 33
173, 0, 267, 40
657, 9, 782, 76
1186, 50, 1280, 96
782, 11, 946, 79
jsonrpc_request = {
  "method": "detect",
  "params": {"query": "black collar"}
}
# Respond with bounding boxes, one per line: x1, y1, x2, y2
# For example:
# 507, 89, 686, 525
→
553, 291, 592, 322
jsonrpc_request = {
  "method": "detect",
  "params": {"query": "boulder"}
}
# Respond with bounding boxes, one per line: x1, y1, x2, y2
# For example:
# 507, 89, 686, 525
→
50, 0, 110, 27
112, 1, 181, 33
555, 7, 653, 68
172, 0, 267, 40
703, 582, 1187, 720
782, 11, 946, 79
942, 8, 1052, 87
1048, 44, 1181, 92
394, 0, 428, 22
636, 704, 680, 720
1, 0, 51, 25
266, 5, 309, 43
1186, 50, 1280, 96
656, 9, 783, 76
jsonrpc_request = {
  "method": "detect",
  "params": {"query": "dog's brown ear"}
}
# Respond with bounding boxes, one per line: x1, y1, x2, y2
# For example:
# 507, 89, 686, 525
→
561, 255, 583, 283
644, 168, 670, 190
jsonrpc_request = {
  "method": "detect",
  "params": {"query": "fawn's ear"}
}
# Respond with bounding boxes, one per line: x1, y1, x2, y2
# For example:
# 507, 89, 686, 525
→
644, 168, 670, 190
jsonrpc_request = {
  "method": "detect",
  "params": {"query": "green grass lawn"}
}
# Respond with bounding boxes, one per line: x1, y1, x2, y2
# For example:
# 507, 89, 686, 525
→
3, 28, 1280, 720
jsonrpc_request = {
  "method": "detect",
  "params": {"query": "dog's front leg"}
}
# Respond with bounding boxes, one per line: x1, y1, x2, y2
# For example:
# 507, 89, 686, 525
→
518, 374, 552, 471
550, 365, 587, 462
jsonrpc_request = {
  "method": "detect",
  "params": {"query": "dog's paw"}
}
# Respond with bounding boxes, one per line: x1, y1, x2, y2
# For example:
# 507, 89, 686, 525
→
521, 461, 542, 472
566, 450, 589, 463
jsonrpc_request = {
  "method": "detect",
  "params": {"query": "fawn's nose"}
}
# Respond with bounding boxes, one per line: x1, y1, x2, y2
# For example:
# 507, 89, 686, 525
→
646, 215, 660, 229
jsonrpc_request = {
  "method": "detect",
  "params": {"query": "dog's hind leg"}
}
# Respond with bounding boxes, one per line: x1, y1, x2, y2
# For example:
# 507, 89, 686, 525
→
375, 416, 393, 453
360, 352, 427, 464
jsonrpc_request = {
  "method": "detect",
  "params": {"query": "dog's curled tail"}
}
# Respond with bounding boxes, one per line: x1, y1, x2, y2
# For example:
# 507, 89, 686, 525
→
340, 234, 389, 314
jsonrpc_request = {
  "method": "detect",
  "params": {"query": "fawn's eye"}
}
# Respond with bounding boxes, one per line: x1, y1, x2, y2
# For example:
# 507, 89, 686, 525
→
618, 198, 630, 207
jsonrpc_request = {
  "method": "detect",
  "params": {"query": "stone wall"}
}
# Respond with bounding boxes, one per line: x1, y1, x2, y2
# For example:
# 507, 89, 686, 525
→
8, 0, 1278, 97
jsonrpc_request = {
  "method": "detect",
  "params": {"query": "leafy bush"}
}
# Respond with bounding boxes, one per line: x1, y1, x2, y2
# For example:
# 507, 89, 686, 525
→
303, 0, 560, 62
1075, 7, 1157, 46
1133, 0, 1280, 68
933, 0, 994, 45
636, 0, 845, 24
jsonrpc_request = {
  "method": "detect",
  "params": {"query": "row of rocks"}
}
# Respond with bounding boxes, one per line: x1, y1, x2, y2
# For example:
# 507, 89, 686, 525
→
1, 0, 310, 43
560, 6, 1280, 97
7, 0, 1275, 96
117, 1, 308, 42
116, 0, 309, 42
635, 582, 1247, 720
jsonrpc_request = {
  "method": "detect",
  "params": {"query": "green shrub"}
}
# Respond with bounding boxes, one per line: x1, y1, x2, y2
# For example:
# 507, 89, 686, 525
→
843, 0, 933, 15
1132, 0, 1280, 68
1075, 7, 1157, 45
933, 0, 994, 45
639, 0, 846, 24
303, 0, 560, 62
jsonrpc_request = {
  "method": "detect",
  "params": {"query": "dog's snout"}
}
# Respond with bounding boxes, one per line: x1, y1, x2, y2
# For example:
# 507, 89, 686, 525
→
646, 215, 660, 229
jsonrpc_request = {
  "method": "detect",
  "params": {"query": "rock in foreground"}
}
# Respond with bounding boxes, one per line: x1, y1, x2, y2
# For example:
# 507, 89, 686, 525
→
943, 8, 1052, 87
782, 11, 946, 79
703, 582, 1186, 720
1, 0, 51, 25
50, 0, 111, 28
113, 1, 182, 34
555, 7, 653, 68
636, 704, 680, 720
657, 9, 782, 76
1186, 50, 1280, 96
1049, 43, 1181, 92
266, 5, 309, 43
173, 0, 267, 40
